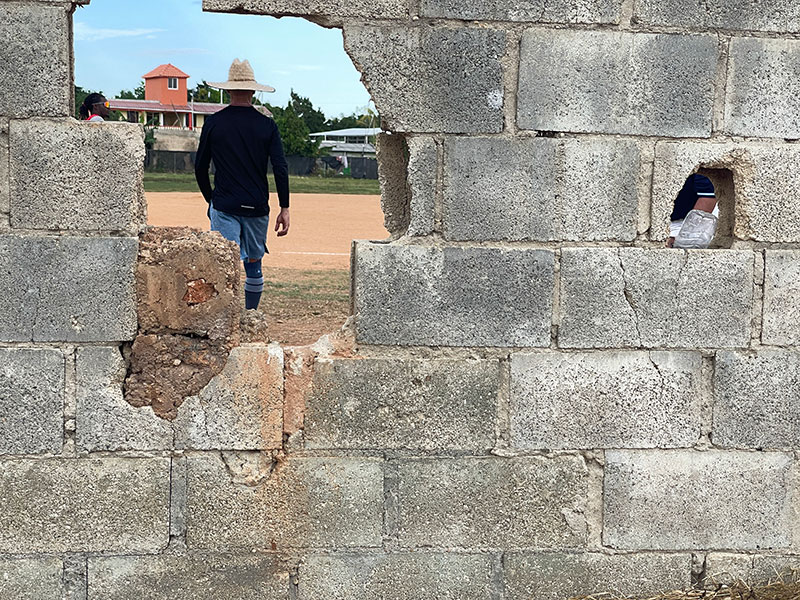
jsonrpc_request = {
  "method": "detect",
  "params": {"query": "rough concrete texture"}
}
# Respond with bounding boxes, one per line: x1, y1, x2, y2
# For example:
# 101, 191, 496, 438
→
376, 133, 409, 237
344, 26, 505, 133
725, 38, 800, 138
421, 0, 619, 23
75, 346, 173, 452
651, 141, 800, 242
705, 553, 800, 586
354, 242, 554, 347
89, 554, 289, 600
0, 118, 8, 223
174, 344, 284, 450
505, 553, 692, 600
393, 456, 587, 548
518, 30, 717, 137
0, 235, 138, 342
203, 0, 408, 20
713, 350, 800, 449
0, 3, 70, 117
634, 0, 800, 32
0, 458, 170, 552
511, 351, 705, 449
604, 450, 793, 550
762, 252, 800, 344
443, 136, 640, 242
0, 557, 64, 600
406, 136, 437, 237
0, 348, 63, 455
305, 358, 500, 450
558, 248, 754, 349
186, 454, 383, 549
9, 119, 146, 231
298, 553, 494, 600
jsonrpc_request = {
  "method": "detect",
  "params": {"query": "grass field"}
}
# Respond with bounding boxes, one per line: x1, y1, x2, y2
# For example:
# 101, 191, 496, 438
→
143, 172, 381, 195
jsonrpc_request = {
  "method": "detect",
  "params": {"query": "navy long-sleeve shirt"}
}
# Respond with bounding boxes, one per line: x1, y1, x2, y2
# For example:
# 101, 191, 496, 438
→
194, 105, 289, 217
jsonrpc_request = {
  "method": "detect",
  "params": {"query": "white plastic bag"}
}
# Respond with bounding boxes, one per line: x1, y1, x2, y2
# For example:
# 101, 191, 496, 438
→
673, 209, 718, 249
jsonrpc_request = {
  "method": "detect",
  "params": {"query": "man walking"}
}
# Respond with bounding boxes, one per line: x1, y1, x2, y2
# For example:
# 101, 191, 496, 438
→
195, 58, 290, 310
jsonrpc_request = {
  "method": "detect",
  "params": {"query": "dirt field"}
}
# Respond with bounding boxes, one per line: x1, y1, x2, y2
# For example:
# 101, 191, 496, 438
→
146, 191, 388, 344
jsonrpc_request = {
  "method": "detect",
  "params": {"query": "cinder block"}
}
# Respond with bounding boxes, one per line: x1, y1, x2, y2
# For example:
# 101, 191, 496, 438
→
0, 348, 63, 455
558, 248, 754, 349
0, 235, 138, 342
393, 456, 587, 548
443, 136, 640, 242
652, 141, 800, 243
203, 0, 408, 19
0, 558, 64, 599
0, 457, 170, 552
89, 554, 289, 600
354, 242, 554, 347
174, 344, 284, 450
604, 450, 793, 550
706, 553, 800, 585
421, 0, 619, 23
713, 350, 800, 449
298, 553, 493, 600
518, 30, 717, 137
763, 252, 800, 344
9, 119, 145, 231
511, 351, 704, 449
344, 26, 505, 133
505, 553, 692, 600
75, 347, 173, 452
0, 3, 70, 117
305, 358, 500, 450
635, 0, 800, 32
406, 136, 436, 237
376, 133, 410, 237
186, 454, 383, 549
0, 119, 8, 220
726, 38, 800, 138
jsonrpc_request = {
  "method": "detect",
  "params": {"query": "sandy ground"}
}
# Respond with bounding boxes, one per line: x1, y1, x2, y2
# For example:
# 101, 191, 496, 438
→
146, 191, 389, 270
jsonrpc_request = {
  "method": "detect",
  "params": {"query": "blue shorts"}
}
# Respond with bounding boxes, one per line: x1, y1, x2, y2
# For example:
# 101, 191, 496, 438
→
209, 206, 269, 261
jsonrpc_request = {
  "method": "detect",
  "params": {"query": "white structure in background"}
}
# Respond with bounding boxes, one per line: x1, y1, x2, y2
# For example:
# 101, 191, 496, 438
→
310, 127, 380, 167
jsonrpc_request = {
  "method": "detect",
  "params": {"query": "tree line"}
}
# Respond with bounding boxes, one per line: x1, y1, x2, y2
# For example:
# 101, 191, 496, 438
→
75, 82, 378, 157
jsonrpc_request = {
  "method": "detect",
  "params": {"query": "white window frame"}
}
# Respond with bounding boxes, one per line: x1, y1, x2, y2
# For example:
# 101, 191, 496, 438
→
168, 77, 178, 90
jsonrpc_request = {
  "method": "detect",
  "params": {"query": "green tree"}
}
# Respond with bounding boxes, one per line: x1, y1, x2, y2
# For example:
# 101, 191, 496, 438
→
325, 108, 380, 131
74, 85, 91, 119
273, 105, 321, 157
118, 81, 145, 100
288, 91, 326, 134
189, 81, 229, 104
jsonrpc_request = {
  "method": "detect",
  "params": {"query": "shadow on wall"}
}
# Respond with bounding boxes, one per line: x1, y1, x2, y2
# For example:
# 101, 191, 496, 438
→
699, 167, 735, 249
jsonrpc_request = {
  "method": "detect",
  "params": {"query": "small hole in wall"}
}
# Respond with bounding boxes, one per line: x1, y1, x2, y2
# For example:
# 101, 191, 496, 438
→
669, 168, 735, 249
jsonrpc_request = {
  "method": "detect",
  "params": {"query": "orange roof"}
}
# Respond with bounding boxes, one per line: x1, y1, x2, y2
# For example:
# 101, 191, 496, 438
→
142, 64, 190, 79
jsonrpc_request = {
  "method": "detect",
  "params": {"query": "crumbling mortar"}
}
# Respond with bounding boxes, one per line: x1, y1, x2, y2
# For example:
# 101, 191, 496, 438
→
492, 354, 512, 457
582, 450, 605, 549
711, 34, 732, 137
754, 249, 766, 346
696, 354, 716, 449
433, 135, 444, 233
489, 552, 505, 600
62, 345, 77, 458
619, 0, 635, 29
551, 248, 561, 348
691, 553, 708, 588
501, 29, 522, 135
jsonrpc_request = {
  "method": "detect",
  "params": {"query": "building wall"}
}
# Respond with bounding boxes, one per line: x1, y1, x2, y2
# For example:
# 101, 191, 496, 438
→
145, 75, 188, 106
3, 0, 800, 598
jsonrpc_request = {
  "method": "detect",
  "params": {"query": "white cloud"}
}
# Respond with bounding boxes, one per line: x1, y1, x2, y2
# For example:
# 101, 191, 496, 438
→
74, 22, 166, 42
292, 64, 323, 72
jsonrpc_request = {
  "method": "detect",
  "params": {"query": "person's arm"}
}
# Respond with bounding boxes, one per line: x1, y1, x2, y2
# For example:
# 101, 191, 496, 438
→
693, 175, 716, 213
269, 124, 290, 236
194, 121, 214, 203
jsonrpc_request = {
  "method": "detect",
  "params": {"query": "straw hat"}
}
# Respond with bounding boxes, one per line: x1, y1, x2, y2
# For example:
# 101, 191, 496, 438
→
208, 59, 275, 92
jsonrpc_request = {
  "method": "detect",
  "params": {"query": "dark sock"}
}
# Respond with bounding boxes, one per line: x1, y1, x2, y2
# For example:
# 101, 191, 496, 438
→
243, 259, 264, 310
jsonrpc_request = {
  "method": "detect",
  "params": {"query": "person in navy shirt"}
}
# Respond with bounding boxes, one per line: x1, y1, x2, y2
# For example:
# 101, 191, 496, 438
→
667, 173, 717, 248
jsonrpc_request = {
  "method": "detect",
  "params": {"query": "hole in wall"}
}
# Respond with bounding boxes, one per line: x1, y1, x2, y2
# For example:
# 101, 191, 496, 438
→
668, 168, 736, 249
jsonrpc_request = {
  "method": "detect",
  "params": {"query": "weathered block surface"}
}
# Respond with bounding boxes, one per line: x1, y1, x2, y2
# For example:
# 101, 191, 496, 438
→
706, 553, 800, 585
726, 38, 800, 138
0, 348, 63, 455
0, 557, 64, 600
763, 252, 800, 344
635, 0, 800, 33
518, 30, 717, 137
9, 119, 145, 231
604, 451, 793, 549
406, 136, 437, 236
0, 3, 70, 117
559, 248, 754, 348
421, 0, 619, 23
443, 136, 640, 242
0, 235, 138, 342
75, 347, 173, 452
0, 458, 170, 552
505, 553, 692, 600
175, 344, 284, 450
298, 553, 493, 600
355, 243, 554, 347
511, 351, 704, 449
393, 456, 587, 548
713, 350, 800, 449
0, 118, 8, 224
305, 358, 500, 450
186, 454, 383, 549
344, 26, 505, 133
89, 554, 289, 600
203, 0, 408, 18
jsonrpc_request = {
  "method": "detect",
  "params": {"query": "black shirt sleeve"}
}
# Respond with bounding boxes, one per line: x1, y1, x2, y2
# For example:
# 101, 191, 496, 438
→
194, 120, 214, 203
269, 126, 290, 209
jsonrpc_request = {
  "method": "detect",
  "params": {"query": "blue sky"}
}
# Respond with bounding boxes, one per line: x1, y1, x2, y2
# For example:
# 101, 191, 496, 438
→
73, 0, 373, 118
